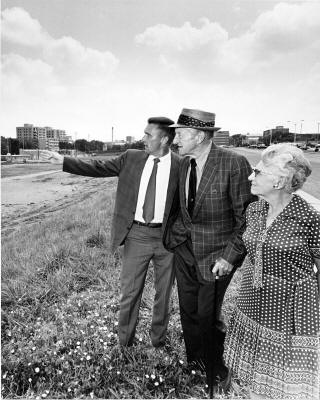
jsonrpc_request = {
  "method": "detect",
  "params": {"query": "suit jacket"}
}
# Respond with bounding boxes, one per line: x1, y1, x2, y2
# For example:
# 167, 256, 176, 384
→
63, 149, 181, 252
165, 143, 254, 282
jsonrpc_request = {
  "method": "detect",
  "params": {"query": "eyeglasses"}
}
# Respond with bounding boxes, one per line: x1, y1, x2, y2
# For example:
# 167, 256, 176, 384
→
251, 167, 274, 177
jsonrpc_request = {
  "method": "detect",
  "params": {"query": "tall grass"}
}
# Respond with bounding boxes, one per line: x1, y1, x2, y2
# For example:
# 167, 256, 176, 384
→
1, 181, 247, 399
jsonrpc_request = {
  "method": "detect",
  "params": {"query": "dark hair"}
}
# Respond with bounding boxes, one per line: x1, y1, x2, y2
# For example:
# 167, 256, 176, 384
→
158, 125, 176, 146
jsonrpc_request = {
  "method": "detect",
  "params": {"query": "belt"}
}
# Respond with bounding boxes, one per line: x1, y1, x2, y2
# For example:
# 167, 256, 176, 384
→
133, 220, 162, 228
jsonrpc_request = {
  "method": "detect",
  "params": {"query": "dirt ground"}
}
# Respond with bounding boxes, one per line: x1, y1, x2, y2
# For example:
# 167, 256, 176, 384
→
1, 165, 115, 237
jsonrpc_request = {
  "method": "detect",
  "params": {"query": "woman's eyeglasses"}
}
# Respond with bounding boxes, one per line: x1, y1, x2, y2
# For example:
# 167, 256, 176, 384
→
251, 167, 274, 177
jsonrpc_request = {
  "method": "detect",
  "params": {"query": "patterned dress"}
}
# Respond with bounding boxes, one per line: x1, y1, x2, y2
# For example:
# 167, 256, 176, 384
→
224, 194, 320, 399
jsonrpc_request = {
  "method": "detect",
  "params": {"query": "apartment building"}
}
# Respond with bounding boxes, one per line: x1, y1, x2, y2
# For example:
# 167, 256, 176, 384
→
16, 123, 71, 151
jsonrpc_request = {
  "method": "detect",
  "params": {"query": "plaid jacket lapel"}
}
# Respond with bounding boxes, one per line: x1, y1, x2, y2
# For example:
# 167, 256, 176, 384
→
180, 156, 192, 222
192, 144, 220, 219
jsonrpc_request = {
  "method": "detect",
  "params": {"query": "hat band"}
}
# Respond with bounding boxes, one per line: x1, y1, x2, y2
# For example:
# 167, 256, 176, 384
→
177, 114, 215, 128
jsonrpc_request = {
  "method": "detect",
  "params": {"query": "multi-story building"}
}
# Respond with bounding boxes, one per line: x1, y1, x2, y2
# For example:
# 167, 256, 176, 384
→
46, 127, 69, 142
126, 136, 135, 143
213, 130, 230, 146
16, 124, 38, 148
16, 123, 71, 150
263, 126, 291, 144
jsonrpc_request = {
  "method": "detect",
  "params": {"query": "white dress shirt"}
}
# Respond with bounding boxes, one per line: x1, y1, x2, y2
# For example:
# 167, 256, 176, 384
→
185, 141, 212, 203
135, 151, 171, 223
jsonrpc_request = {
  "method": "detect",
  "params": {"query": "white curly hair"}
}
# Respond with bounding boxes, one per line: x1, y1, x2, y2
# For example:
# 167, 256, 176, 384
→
261, 143, 312, 193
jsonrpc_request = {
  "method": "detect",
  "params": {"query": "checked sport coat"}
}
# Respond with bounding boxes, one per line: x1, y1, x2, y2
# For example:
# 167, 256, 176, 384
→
165, 143, 254, 282
63, 149, 181, 252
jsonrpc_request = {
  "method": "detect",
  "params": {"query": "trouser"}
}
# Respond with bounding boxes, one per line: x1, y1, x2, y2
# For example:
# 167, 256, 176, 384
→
118, 223, 175, 347
174, 240, 232, 384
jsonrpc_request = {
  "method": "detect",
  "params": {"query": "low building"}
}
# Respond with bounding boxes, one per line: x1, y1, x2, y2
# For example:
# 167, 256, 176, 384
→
213, 131, 230, 146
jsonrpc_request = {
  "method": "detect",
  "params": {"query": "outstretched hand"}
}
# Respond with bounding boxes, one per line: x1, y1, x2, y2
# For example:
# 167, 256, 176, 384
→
39, 150, 64, 165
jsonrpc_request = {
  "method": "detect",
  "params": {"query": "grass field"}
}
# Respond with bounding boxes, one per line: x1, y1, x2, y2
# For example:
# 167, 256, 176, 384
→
1, 174, 246, 399
3, 147, 317, 399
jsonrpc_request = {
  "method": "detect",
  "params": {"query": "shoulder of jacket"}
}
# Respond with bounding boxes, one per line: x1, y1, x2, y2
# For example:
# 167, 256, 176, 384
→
125, 149, 146, 158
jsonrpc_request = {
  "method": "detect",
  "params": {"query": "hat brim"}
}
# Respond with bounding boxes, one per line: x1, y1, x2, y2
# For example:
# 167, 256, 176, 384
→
170, 123, 220, 131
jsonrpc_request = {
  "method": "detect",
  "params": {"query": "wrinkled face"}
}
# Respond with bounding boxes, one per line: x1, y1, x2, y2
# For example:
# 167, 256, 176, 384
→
143, 124, 166, 156
249, 161, 281, 197
173, 128, 200, 155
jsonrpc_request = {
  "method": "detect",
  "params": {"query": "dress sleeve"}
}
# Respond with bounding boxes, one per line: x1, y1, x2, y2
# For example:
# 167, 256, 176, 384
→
308, 209, 320, 259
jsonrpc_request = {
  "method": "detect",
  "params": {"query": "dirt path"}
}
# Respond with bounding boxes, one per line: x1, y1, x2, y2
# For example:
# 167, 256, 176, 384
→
1, 171, 116, 237
1, 170, 61, 181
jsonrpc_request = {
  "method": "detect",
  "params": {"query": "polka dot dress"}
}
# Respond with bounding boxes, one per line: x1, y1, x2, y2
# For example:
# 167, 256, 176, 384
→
224, 194, 320, 399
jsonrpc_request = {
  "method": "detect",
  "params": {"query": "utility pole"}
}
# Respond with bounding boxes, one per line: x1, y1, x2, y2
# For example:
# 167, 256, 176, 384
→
294, 123, 297, 143
317, 122, 320, 145
287, 120, 291, 141
74, 132, 77, 157
299, 120, 304, 144
112, 126, 114, 143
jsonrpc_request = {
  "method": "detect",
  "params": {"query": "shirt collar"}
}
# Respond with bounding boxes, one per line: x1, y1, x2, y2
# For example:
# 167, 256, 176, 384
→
149, 150, 171, 162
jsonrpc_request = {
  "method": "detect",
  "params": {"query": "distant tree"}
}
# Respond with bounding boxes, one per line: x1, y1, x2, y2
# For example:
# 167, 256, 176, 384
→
89, 140, 104, 151
9, 139, 20, 154
1, 136, 8, 154
59, 141, 74, 150
1, 137, 20, 154
128, 140, 144, 150
75, 139, 88, 152
230, 134, 246, 147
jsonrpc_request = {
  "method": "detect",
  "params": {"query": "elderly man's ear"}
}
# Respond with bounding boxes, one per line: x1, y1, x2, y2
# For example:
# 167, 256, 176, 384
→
197, 131, 206, 144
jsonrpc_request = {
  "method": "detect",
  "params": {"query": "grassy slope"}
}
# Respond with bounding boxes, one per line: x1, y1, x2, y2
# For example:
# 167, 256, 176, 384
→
1, 180, 246, 399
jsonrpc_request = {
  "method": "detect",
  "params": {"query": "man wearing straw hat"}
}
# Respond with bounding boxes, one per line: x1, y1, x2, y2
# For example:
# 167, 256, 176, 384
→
165, 108, 254, 396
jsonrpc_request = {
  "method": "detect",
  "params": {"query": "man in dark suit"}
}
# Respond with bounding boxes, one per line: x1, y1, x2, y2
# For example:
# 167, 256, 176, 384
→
165, 108, 253, 395
41, 117, 180, 348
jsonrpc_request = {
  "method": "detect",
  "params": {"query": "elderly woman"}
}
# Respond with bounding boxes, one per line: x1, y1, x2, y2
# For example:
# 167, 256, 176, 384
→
224, 143, 320, 399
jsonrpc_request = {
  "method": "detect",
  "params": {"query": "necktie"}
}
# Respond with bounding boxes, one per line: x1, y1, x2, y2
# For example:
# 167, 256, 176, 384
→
188, 158, 197, 217
143, 158, 160, 224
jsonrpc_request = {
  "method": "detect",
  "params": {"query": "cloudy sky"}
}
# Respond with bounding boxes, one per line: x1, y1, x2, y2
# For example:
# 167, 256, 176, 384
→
1, 0, 320, 141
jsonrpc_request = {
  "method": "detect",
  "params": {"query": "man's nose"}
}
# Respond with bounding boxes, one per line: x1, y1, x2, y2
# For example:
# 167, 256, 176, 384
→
173, 136, 179, 145
248, 172, 255, 181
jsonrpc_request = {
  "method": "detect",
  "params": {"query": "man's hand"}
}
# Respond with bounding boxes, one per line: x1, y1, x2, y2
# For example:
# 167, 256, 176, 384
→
39, 150, 64, 165
212, 257, 234, 280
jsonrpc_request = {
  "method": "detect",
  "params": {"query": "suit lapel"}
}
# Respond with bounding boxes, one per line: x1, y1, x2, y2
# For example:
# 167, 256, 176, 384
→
192, 144, 220, 219
164, 152, 180, 215
132, 151, 149, 203
180, 156, 191, 221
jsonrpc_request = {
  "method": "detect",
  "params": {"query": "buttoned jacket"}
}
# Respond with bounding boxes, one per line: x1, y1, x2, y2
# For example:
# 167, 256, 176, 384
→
165, 143, 254, 281
63, 150, 181, 252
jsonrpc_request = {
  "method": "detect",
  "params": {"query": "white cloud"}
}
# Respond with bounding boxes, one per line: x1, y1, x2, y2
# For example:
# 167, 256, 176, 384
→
136, 2, 320, 75
135, 18, 228, 53
1, 7, 119, 86
1, 7, 48, 47
1, 7, 120, 138
251, 2, 320, 56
